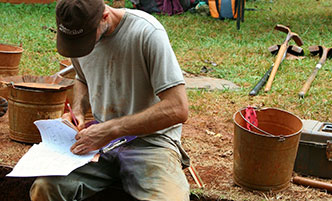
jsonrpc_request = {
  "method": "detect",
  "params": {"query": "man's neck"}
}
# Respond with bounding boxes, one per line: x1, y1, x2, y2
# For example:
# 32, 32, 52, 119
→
104, 5, 125, 36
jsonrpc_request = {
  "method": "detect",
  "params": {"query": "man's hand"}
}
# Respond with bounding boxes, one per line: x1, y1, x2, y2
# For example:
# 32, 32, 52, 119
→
62, 112, 85, 131
63, 79, 90, 131
70, 122, 119, 155
69, 84, 188, 155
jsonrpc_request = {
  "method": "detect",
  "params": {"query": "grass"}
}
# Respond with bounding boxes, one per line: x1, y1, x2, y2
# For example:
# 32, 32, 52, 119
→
0, 3, 57, 75
155, 0, 332, 122
1, 0, 331, 120
0, 1, 332, 200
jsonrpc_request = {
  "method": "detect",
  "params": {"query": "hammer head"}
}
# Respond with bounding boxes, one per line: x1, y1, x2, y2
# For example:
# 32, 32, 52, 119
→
309, 45, 332, 58
268, 44, 304, 56
274, 24, 304, 46
275, 24, 290, 34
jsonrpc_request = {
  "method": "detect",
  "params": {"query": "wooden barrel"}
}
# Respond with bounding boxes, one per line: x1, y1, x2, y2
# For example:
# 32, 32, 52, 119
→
0, 82, 8, 99
233, 108, 303, 192
8, 86, 67, 143
0, 44, 23, 77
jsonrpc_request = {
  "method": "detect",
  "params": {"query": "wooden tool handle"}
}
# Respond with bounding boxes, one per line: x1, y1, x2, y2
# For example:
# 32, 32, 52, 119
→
249, 65, 273, 96
293, 176, 332, 192
298, 67, 319, 98
265, 44, 288, 92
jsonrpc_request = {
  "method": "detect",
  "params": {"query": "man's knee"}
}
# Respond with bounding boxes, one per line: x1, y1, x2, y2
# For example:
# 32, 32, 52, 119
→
30, 177, 61, 201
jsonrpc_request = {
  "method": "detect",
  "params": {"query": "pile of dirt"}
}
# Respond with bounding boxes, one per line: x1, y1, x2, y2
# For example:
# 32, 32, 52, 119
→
1, 105, 332, 200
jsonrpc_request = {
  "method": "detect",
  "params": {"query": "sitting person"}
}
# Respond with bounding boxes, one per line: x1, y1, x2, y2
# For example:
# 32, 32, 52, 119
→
30, 0, 190, 200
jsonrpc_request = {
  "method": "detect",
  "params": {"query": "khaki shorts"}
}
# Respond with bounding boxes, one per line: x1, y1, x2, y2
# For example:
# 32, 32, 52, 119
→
30, 138, 190, 201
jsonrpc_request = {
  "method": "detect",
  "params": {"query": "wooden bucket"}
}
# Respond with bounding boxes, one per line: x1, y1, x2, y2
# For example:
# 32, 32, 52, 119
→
8, 86, 67, 143
233, 107, 303, 192
0, 44, 23, 77
1, 75, 74, 143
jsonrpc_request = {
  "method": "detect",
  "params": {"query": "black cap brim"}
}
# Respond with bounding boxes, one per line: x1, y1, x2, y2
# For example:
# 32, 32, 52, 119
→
56, 28, 97, 58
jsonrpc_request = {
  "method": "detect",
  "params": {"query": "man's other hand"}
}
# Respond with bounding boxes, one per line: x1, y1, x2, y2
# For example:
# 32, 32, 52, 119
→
62, 112, 85, 131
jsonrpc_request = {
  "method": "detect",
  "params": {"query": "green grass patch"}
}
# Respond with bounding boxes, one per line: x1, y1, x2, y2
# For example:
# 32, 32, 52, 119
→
0, 0, 332, 121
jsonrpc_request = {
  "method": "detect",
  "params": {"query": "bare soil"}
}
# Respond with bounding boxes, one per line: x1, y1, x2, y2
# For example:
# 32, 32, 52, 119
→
1, 95, 332, 200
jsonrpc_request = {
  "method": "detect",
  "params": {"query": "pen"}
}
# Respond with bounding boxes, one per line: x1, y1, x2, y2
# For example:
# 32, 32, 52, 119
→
67, 103, 78, 127
101, 138, 127, 154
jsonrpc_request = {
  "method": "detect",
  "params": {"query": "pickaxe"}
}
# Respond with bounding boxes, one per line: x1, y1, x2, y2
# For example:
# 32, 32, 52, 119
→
249, 45, 304, 96
264, 24, 304, 92
298, 45, 332, 98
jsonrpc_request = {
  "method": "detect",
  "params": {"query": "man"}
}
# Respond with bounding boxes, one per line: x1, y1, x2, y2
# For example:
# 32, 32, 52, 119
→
30, 0, 190, 200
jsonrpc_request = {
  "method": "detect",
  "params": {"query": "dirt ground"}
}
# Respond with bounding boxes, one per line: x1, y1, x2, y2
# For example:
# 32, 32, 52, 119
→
1, 96, 332, 200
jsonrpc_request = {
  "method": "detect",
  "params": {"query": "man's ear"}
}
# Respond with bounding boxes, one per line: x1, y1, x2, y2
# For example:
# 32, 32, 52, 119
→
102, 8, 109, 21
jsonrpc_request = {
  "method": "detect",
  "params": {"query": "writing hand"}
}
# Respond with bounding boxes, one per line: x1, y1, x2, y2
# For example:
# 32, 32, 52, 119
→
70, 123, 114, 155
62, 112, 85, 131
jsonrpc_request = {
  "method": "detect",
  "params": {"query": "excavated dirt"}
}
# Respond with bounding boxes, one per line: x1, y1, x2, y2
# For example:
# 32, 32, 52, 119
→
1, 95, 332, 200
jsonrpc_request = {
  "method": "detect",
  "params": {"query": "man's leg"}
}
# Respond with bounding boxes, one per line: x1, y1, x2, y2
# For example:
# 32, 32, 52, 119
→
30, 152, 120, 201
117, 139, 190, 201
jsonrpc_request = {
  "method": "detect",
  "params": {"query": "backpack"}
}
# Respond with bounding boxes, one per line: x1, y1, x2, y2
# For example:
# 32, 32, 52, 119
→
208, 0, 239, 19
131, 0, 192, 15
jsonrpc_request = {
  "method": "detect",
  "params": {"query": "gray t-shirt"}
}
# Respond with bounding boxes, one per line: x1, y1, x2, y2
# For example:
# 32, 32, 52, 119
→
71, 9, 186, 155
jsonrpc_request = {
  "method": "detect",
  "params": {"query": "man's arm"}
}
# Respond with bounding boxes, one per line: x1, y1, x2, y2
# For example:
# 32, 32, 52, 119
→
70, 84, 188, 155
62, 79, 90, 130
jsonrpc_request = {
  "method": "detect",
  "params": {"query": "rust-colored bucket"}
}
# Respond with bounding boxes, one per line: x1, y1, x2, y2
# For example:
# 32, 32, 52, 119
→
233, 108, 303, 192
0, 44, 23, 77
1, 75, 74, 143
0, 81, 8, 99
8, 87, 67, 143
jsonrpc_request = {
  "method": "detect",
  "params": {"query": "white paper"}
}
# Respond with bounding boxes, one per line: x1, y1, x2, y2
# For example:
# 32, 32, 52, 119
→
7, 118, 97, 177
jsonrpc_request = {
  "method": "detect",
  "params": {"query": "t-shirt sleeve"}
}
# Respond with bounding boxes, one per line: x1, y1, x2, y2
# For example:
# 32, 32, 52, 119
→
71, 58, 87, 85
144, 29, 185, 95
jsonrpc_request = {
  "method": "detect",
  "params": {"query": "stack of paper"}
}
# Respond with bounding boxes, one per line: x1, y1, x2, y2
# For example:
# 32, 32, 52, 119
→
7, 119, 97, 177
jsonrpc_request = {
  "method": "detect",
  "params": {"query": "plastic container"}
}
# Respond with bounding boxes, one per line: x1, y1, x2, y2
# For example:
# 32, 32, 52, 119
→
294, 119, 332, 178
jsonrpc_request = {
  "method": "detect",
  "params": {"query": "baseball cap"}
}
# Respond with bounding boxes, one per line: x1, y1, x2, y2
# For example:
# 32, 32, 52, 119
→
56, 0, 105, 58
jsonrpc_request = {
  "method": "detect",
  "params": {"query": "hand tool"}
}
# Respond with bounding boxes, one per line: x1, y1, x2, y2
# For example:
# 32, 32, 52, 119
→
264, 24, 303, 92
51, 64, 75, 84
293, 176, 332, 192
188, 165, 204, 188
298, 45, 332, 98
249, 45, 304, 96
